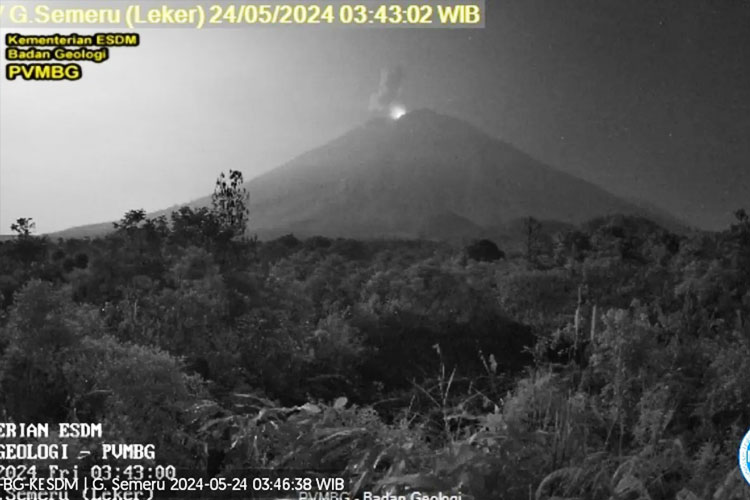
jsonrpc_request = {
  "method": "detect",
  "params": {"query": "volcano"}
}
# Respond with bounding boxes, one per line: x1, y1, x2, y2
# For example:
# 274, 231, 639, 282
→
54, 109, 677, 240
238, 109, 674, 239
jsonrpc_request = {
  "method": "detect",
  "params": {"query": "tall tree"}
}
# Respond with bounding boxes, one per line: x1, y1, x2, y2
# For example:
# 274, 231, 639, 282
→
10, 217, 35, 237
113, 209, 147, 230
211, 170, 249, 238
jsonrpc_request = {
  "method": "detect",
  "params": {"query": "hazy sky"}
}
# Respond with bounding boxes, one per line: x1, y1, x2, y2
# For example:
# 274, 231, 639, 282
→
2, 0, 749, 233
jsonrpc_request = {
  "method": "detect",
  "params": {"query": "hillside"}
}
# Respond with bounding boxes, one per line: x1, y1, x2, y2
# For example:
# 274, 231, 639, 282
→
52, 110, 678, 240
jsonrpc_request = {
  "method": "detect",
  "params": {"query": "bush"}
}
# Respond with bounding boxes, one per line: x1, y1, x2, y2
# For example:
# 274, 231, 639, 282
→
466, 239, 505, 262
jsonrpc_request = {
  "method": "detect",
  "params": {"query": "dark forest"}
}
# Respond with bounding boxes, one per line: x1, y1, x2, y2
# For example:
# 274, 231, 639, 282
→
2, 172, 750, 500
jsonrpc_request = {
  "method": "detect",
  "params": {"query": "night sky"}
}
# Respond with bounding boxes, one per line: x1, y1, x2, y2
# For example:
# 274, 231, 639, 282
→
1, 0, 748, 232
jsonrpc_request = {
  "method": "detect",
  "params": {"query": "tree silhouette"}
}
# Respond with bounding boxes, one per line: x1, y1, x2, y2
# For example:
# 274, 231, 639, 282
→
211, 170, 249, 238
466, 239, 505, 262
10, 217, 35, 237
113, 209, 147, 230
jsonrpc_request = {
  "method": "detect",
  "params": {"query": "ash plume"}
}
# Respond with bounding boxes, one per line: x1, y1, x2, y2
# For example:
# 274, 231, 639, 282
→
369, 66, 405, 113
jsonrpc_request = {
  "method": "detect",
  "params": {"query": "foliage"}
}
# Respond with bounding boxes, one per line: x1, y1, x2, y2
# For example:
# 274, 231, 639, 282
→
211, 169, 250, 238
465, 238, 505, 262
10, 217, 36, 237
4, 191, 750, 499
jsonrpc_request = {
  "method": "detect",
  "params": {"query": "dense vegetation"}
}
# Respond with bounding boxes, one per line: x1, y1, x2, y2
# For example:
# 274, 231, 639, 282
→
2, 173, 750, 499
